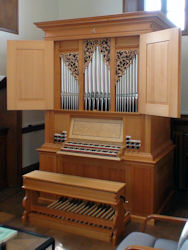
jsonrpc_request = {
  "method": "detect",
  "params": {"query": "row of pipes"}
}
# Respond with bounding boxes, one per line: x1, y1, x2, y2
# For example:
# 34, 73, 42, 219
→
116, 55, 138, 112
61, 51, 138, 112
61, 57, 79, 110
84, 46, 111, 111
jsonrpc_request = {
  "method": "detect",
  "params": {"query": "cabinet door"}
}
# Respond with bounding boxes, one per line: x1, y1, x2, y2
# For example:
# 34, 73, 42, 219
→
7, 41, 54, 110
139, 28, 181, 118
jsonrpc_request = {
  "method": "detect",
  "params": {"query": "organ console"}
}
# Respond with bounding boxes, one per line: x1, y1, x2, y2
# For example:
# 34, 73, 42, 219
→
58, 117, 125, 161
7, 12, 181, 244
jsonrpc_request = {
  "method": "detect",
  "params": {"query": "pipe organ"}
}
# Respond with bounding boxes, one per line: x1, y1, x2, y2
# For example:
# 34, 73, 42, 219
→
7, 12, 181, 245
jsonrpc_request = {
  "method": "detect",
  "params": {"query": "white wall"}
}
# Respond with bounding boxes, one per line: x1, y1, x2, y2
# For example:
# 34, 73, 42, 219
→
0, 0, 59, 75
0, 0, 59, 127
22, 130, 44, 167
57, 0, 122, 19
181, 36, 188, 114
0, 0, 59, 167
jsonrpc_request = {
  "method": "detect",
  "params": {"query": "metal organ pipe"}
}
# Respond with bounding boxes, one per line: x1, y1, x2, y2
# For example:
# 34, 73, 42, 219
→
84, 46, 110, 111
61, 57, 79, 110
116, 55, 138, 112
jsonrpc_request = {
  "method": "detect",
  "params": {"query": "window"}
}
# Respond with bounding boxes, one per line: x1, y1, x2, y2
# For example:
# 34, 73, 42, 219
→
123, 0, 188, 35
145, 0, 186, 30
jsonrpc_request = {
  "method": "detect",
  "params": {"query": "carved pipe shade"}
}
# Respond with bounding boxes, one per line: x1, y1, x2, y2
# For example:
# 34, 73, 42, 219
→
62, 53, 79, 80
116, 50, 137, 82
84, 38, 111, 68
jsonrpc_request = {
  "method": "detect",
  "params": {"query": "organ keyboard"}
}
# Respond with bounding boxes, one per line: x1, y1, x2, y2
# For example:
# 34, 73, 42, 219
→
60, 141, 121, 159
22, 170, 129, 245
57, 117, 125, 161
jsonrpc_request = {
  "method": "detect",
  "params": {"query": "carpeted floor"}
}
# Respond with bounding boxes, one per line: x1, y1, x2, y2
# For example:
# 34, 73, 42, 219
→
0, 187, 187, 249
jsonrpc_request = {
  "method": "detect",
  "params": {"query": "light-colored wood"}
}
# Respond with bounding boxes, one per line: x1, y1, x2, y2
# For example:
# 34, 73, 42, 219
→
7, 40, 54, 110
125, 162, 154, 216
11, 12, 181, 229
35, 12, 174, 41
130, 215, 154, 226
22, 170, 128, 245
31, 204, 113, 228
110, 38, 116, 112
23, 170, 126, 196
28, 213, 112, 242
59, 40, 79, 52
139, 28, 181, 118
44, 111, 55, 143
141, 214, 187, 232
69, 117, 123, 143
78, 40, 84, 110
54, 42, 61, 109
150, 116, 171, 158
126, 245, 162, 250
39, 152, 57, 172
125, 148, 174, 216
57, 151, 121, 161
54, 112, 70, 135
58, 154, 126, 183
116, 36, 139, 49
154, 150, 174, 213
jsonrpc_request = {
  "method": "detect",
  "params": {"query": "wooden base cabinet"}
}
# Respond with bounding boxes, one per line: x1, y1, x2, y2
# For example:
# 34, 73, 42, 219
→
125, 149, 174, 216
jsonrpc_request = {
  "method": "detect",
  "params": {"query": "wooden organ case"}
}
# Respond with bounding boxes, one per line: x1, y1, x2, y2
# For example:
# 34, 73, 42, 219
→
7, 12, 181, 243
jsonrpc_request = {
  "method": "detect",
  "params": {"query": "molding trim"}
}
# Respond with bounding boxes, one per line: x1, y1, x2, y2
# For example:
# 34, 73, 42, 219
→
22, 124, 45, 134
22, 163, 39, 175
0, 77, 6, 89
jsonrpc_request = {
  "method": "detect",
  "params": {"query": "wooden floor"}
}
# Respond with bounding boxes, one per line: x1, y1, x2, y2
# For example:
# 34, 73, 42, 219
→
0, 187, 187, 249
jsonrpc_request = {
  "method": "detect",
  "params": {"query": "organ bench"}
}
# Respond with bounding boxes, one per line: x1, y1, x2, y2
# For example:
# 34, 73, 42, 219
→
22, 170, 130, 245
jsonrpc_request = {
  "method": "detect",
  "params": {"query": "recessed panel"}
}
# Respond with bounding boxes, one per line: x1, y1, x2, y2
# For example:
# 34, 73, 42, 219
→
16, 49, 45, 100
146, 41, 168, 104
70, 118, 123, 143
7, 40, 54, 110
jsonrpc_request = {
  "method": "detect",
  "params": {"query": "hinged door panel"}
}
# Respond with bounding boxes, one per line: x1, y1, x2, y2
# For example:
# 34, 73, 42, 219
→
7, 40, 54, 110
139, 28, 181, 118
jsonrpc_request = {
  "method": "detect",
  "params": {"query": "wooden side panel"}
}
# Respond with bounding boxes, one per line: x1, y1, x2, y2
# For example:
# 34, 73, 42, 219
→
54, 42, 61, 109
45, 111, 55, 143
124, 114, 146, 152
150, 116, 171, 157
54, 113, 70, 136
139, 28, 181, 118
110, 38, 116, 112
154, 150, 174, 213
59, 155, 126, 183
115, 36, 139, 49
59, 40, 79, 52
39, 152, 57, 172
78, 40, 84, 110
125, 162, 154, 216
7, 40, 54, 110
